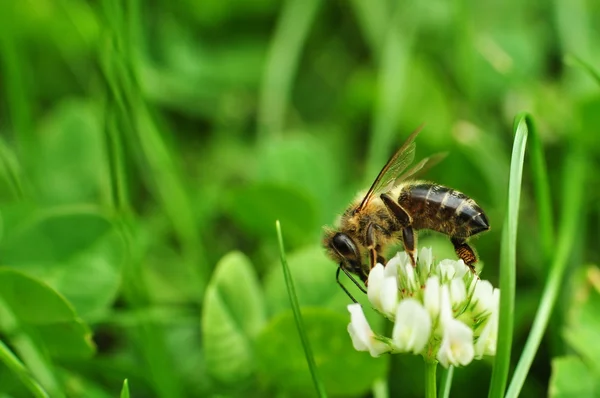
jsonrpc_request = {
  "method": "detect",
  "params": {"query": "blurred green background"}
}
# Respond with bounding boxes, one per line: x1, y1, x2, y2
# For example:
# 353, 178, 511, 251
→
0, 0, 599, 397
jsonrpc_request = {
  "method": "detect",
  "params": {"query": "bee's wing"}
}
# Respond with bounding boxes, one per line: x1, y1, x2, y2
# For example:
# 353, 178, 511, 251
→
356, 125, 423, 212
394, 152, 447, 183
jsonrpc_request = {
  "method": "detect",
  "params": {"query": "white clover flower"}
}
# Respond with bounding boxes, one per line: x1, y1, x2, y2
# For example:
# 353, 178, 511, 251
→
346, 247, 500, 368
474, 288, 500, 358
391, 299, 431, 354
437, 317, 475, 367
347, 303, 391, 357
424, 275, 441, 321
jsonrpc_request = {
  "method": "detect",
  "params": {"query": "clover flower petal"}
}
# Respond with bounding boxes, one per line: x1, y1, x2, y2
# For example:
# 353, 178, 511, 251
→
449, 278, 467, 310
380, 276, 400, 317
471, 279, 495, 316
391, 299, 432, 354
347, 303, 391, 357
367, 263, 385, 312
437, 317, 475, 367
424, 275, 441, 321
475, 288, 500, 357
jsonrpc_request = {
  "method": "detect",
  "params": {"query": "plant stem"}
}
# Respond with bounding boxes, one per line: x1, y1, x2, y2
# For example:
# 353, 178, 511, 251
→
438, 366, 454, 398
425, 361, 437, 398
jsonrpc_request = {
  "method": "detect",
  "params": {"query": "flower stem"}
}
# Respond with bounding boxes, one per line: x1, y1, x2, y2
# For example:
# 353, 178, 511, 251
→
438, 366, 454, 398
425, 361, 437, 398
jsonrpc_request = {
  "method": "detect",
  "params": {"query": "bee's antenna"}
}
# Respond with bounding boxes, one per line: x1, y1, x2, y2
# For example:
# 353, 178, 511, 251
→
336, 266, 358, 303
341, 266, 367, 294
336, 265, 368, 303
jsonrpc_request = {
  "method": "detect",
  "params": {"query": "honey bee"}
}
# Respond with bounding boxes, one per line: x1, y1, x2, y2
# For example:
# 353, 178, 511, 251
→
323, 126, 490, 301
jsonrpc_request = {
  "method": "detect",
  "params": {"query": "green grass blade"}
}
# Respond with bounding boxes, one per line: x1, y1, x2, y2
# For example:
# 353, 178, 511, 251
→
564, 54, 600, 86
0, 9, 34, 160
0, 339, 49, 398
275, 220, 327, 398
488, 116, 528, 398
505, 145, 586, 398
348, 0, 389, 59
0, 136, 25, 200
99, 0, 208, 296
257, 0, 321, 140
438, 366, 454, 398
120, 379, 130, 398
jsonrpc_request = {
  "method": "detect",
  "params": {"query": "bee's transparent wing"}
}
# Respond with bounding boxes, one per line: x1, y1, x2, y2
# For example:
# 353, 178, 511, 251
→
394, 152, 447, 183
356, 125, 423, 212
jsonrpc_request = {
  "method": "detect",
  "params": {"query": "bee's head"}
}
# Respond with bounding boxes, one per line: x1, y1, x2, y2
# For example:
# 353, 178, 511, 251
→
323, 227, 361, 272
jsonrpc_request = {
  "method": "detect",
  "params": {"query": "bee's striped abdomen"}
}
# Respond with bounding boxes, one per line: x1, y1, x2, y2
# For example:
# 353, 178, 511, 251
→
398, 183, 489, 237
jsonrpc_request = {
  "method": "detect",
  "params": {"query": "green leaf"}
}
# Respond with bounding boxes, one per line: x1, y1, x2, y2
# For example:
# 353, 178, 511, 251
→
201, 251, 266, 384
256, 134, 341, 224
120, 379, 130, 398
0, 269, 94, 359
32, 100, 107, 206
0, 207, 125, 319
563, 266, 600, 376
256, 308, 388, 397
226, 183, 318, 247
549, 356, 600, 398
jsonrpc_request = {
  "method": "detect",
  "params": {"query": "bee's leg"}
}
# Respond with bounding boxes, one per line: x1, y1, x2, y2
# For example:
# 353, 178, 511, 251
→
366, 223, 379, 272
375, 246, 386, 265
380, 193, 411, 225
451, 237, 478, 273
401, 226, 417, 266
380, 194, 417, 266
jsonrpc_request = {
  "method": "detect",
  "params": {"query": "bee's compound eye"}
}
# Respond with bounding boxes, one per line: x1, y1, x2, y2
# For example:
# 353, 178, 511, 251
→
332, 233, 358, 258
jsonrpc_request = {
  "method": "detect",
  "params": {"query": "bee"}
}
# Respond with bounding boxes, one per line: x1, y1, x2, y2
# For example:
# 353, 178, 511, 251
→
323, 126, 490, 301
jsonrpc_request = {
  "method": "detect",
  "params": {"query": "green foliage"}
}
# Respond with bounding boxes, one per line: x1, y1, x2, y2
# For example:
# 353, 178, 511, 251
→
120, 379, 130, 398
201, 251, 266, 385
0, 269, 94, 359
0, 0, 598, 396
256, 308, 388, 397
550, 266, 600, 397
549, 356, 600, 398
0, 208, 125, 319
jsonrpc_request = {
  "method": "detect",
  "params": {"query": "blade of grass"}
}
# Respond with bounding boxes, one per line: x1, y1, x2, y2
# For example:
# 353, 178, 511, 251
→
348, 0, 390, 59
488, 116, 528, 398
0, 297, 64, 397
99, 0, 208, 295
120, 379, 130, 398
505, 144, 586, 398
365, 2, 420, 179
0, 339, 49, 398
275, 220, 327, 398
438, 366, 454, 398
257, 0, 321, 141
98, 1, 190, 397
0, 136, 25, 200
0, 4, 34, 160
564, 54, 600, 87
